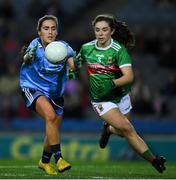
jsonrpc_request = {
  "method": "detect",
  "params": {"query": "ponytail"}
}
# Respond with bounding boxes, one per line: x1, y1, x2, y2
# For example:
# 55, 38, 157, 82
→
113, 20, 135, 49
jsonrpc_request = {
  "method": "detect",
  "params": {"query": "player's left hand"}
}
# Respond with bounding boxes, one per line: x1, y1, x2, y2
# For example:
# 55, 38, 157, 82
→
67, 69, 78, 80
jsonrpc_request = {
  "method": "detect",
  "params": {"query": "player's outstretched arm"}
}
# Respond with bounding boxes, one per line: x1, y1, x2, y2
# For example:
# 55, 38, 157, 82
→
23, 43, 38, 64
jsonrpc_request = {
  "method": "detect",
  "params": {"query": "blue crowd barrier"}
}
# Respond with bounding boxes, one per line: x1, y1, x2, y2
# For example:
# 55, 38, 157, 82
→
0, 118, 176, 134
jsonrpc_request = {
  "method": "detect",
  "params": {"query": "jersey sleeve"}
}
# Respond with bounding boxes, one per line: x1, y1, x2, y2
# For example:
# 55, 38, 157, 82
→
67, 45, 74, 58
59, 40, 74, 58
26, 38, 39, 53
117, 47, 132, 68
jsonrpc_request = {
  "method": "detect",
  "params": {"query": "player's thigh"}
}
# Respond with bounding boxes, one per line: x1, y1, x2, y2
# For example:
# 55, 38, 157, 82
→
101, 108, 131, 131
124, 112, 131, 120
35, 96, 56, 120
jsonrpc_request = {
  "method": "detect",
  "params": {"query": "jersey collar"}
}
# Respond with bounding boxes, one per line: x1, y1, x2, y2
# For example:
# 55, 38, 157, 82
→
95, 38, 113, 50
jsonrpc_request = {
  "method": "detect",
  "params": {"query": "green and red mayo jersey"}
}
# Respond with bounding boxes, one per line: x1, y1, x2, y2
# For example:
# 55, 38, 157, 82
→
77, 39, 132, 103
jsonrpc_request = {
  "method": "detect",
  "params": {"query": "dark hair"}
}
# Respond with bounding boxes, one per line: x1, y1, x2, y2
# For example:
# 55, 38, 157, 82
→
19, 45, 27, 63
37, 15, 58, 31
92, 14, 135, 49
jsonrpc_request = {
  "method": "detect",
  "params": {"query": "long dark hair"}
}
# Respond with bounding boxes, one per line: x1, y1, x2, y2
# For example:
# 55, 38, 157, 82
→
92, 14, 135, 49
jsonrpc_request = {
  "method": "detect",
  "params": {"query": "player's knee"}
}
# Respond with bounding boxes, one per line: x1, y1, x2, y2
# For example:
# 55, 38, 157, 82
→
45, 113, 58, 124
120, 122, 134, 137
110, 126, 124, 137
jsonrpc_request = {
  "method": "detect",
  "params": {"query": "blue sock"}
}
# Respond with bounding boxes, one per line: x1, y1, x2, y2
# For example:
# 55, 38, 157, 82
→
42, 150, 52, 163
50, 144, 62, 163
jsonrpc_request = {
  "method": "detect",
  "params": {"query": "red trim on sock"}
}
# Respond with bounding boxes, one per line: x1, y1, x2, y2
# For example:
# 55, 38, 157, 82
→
149, 156, 156, 163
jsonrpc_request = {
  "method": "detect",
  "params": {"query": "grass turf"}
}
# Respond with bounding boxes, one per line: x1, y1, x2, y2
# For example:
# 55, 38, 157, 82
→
0, 159, 175, 179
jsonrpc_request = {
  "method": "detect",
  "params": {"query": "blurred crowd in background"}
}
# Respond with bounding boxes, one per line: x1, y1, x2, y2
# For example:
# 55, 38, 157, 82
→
0, 0, 176, 128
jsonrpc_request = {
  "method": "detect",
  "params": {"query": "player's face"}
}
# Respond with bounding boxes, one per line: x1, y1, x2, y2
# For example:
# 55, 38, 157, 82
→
38, 19, 58, 47
94, 21, 114, 47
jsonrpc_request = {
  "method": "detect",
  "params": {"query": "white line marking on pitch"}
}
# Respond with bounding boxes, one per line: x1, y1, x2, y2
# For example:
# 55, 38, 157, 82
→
0, 165, 36, 168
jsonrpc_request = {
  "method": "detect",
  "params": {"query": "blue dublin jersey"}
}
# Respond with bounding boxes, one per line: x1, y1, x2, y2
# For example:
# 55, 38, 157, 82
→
20, 38, 74, 99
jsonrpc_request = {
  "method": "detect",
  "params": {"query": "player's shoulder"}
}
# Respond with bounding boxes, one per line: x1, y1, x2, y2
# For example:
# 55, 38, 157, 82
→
82, 40, 96, 48
111, 39, 123, 52
59, 40, 73, 49
59, 40, 68, 46
27, 38, 41, 50
58, 40, 74, 57
30, 37, 40, 45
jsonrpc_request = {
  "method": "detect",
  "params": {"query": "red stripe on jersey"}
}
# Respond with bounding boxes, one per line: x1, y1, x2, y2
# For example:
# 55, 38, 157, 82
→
87, 63, 120, 75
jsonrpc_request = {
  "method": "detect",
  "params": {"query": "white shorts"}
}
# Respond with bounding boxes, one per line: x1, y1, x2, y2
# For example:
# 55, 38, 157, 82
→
91, 94, 132, 116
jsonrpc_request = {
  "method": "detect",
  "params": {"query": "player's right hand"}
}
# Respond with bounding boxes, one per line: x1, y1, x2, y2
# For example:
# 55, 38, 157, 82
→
28, 43, 38, 59
24, 43, 38, 64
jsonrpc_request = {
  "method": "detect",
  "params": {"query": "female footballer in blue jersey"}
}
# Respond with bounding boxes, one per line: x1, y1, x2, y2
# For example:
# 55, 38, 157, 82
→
19, 15, 75, 175
77, 14, 166, 173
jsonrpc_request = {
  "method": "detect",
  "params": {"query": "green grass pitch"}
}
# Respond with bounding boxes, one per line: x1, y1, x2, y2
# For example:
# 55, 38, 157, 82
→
0, 159, 175, 179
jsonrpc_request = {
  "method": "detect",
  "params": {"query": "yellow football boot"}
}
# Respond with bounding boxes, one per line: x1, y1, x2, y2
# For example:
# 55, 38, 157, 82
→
38, 159, 58, 175
56, 157, 71, 172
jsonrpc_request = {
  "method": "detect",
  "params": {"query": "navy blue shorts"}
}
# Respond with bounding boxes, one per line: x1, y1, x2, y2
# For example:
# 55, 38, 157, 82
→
21, 88, 64, 115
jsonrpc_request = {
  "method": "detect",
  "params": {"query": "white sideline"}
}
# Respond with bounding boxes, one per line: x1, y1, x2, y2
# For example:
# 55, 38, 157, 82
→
0, 165, 36, 168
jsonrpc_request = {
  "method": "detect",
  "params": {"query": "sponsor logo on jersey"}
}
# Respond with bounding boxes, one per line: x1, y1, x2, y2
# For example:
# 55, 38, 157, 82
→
87, 64, 120, 75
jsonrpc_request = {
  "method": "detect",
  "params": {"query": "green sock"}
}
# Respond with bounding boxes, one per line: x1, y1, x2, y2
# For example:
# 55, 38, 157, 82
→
142, 149, 156, 163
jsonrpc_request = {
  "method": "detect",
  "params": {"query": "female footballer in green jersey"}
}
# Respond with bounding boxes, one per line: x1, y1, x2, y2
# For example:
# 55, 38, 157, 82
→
77, 14, 166, 173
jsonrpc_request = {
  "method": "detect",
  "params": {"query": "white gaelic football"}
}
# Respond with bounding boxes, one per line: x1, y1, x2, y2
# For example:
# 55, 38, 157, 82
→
45, 41, 67, 64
